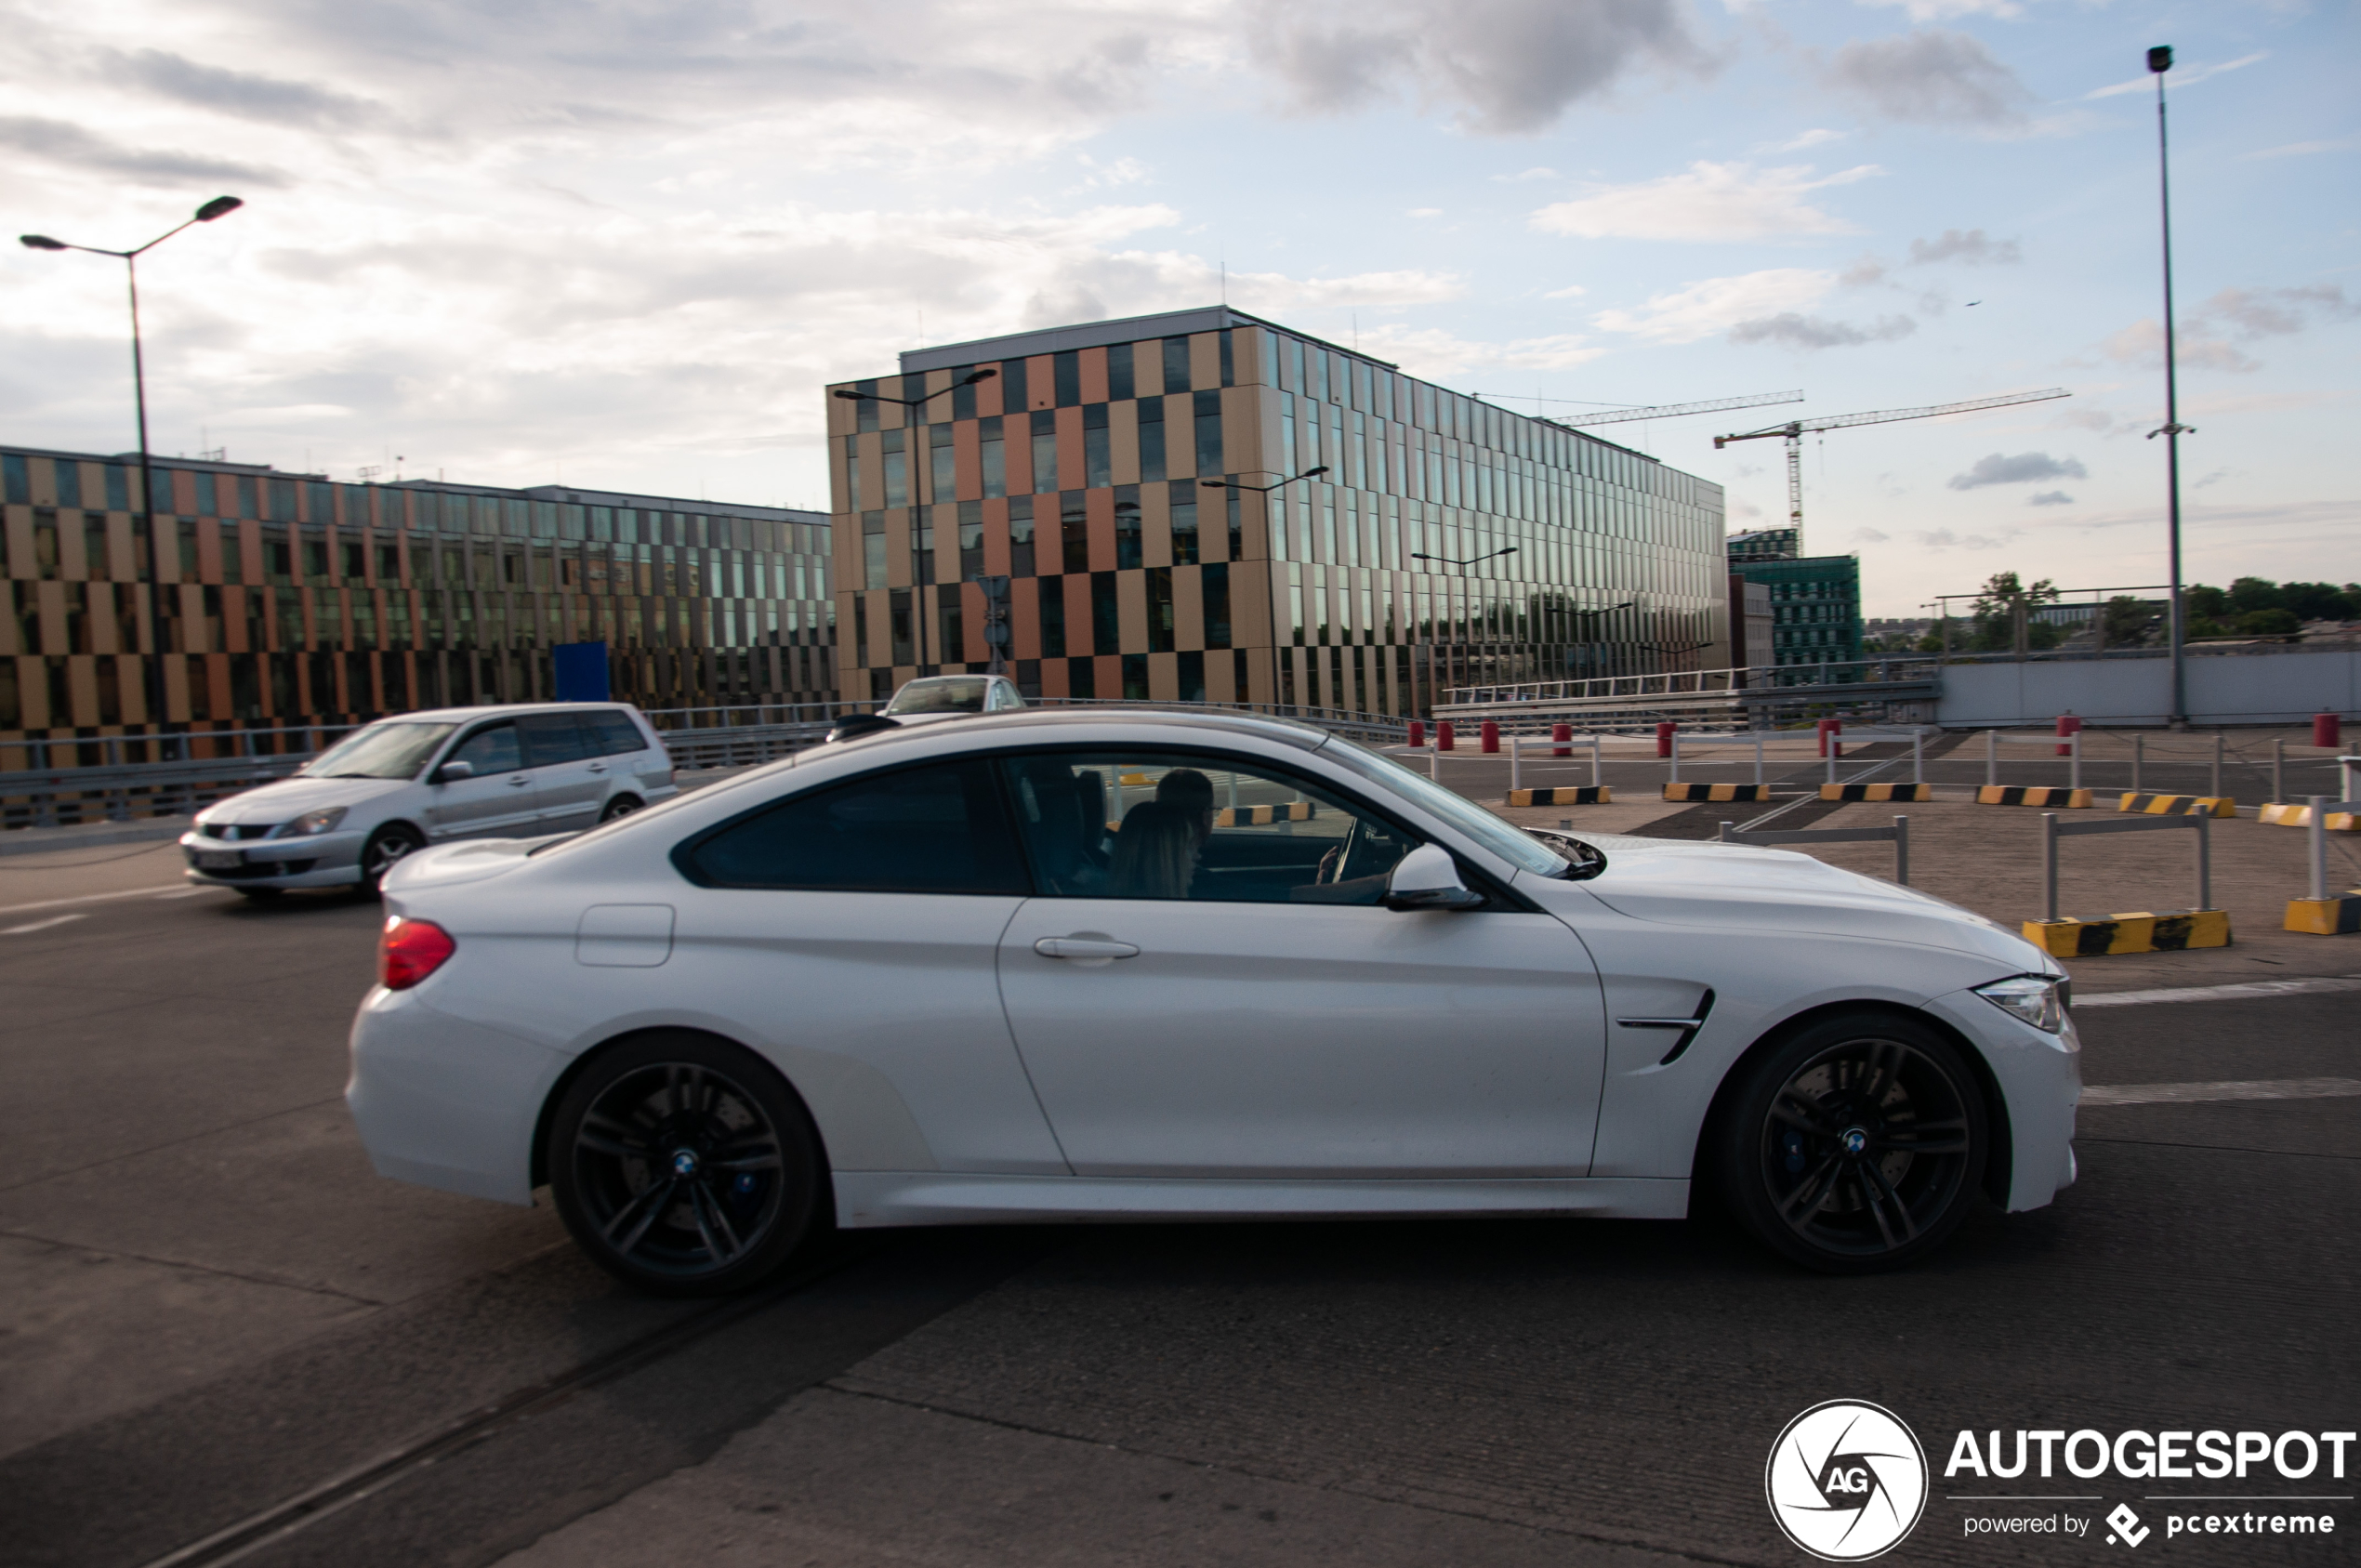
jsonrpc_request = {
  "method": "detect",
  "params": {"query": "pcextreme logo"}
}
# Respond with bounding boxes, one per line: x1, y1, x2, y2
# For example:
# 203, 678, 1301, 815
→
1767, 1400, 1932, 1561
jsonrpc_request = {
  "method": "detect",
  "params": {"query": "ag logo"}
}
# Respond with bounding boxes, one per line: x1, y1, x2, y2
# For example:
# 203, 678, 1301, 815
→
1766, 1400, 1929, 1561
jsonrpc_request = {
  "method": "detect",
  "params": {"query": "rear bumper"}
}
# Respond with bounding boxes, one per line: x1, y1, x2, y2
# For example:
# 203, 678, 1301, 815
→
347, 983, 561, 1206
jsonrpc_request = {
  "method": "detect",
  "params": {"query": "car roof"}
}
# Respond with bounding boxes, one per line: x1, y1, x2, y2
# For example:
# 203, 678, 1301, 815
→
828, 705, 1329, 753
367, 702, 641, 723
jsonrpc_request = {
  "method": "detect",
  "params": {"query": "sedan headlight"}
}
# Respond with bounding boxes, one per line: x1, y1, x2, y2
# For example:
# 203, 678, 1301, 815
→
1973, 975, 2064, 1034
284, 806, 350, 837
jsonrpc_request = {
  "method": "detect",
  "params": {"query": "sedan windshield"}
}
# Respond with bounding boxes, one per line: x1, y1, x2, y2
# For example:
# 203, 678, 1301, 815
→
301, 721, 459, 780
885, 678, 992, 715
1316, 732, 1574, 877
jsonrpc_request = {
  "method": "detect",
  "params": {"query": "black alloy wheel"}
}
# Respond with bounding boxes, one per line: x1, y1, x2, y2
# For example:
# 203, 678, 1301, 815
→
359, 824, 427, 896
547, 1033, 823, 1295
599, 795, 643, 824
1719, 1012, 1987, 1273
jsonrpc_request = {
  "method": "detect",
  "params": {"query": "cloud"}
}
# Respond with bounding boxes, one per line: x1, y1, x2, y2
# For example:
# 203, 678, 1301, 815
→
2087, 51, 2267, 100
1492, 166, 1560, 181
1914, 527, 2012, 549
1406, 207, 1444, 217
1543, 283, 1589, 298
1350, 325, 1606, 376
0, 114, 283, 186
2099, 287, 2354, 376
2101, 320, 2259, 374
1760, 127, 1849, 152
1820, 30, 2033, 126
2244, 138, 2356, 160
1907, 228, 2020, 266
102, 49, 384, 128
1252, 0, 1713, 135
1855, 0, 2021, 18
1851, 526, 1893, 542
1021, 285, 1108, 327
1728, 312, 1916, 348
2026, 490, 2074, 507
1840, 254, 1889, 286
1593, 268, 1835, 342
1531, 162, 1880, 242
1947, 451, 2088, 489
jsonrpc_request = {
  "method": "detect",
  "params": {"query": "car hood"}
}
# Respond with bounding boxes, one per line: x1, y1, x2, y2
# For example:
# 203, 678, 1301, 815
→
1567, 832, 2047, 969
199, 774, 411, 824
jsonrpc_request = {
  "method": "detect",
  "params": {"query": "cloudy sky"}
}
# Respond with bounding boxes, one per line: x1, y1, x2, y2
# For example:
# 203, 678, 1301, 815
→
2, 0, 2352, 614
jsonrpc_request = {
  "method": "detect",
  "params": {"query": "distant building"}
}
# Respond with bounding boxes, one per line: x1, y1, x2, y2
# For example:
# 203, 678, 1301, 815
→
1729, 552, 1864, 674
0, 444, 834, 748
1729, 574, 1774, 669
1864, 616, 1932, 649
1726, 526, 1800, 563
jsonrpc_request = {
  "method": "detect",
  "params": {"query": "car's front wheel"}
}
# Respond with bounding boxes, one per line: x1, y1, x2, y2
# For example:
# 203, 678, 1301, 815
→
359, 824, 426, 896
1717, 1011, 1987, 1273
547, 1033, 824, 1295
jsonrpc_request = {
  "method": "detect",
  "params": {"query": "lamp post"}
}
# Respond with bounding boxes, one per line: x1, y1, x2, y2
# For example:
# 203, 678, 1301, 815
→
832, 367, 996, 681
21, 195, 244, 750
2145, 45, 2196, 730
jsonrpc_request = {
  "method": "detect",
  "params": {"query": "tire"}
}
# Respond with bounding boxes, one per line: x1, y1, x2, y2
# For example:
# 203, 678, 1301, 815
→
358, 824, 427, 897
547, 1032, 824, 1296
1716, 1010, 1987, 1274
235, 887, 285, 902
599, 795, 644, 824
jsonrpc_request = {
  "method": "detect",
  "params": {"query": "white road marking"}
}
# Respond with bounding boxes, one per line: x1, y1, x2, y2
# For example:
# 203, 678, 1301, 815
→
2, 913, 88, 936
2076, 974, 2361, 1008
2081, 1077, 2361, 1107
152, 887, 217, 899
0, 885, 195, 919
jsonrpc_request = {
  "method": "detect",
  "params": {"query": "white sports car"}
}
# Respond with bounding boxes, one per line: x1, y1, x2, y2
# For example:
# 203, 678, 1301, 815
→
349, 709, 2078, 1294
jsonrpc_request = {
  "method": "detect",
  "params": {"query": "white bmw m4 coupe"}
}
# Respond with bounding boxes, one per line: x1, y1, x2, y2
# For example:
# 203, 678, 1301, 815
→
348, 708, 2079, 1294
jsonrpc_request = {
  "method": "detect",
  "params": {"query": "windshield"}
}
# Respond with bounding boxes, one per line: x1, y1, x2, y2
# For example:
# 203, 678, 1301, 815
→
300, 721, 459, 780
885, 678, 991, 715
1315, 732, 1573, 877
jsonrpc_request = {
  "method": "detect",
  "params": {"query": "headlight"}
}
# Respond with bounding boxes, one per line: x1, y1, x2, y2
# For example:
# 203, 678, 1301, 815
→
285, 806, 350, 837
1974, 975, 2064, 1034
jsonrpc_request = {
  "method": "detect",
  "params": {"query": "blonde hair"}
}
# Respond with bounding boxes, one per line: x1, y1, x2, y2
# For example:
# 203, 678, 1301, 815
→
1110, 800, 1197, 899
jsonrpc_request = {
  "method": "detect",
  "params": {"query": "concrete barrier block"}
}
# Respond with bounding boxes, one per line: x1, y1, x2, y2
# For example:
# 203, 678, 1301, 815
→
2260, 803, 2361, 831
2021, 908, 2233, 956
2284, 894, 2361, 936
2117, 793, 2236, 817
1662, 783, 1773, 803
1212, 801, 1315, 828
1978, 785, 2094, 809
1818, 783, 1932, 802
1507, 786, 1612, 806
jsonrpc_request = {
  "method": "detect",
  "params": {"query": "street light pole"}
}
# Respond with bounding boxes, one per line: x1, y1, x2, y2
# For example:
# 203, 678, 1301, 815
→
21, 195, 244, 752
833, 368, 996, 682
2146, 45, 2195, 730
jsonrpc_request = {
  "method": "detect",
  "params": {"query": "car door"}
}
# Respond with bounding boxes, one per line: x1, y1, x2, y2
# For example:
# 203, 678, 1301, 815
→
992, 749, 1609, 1179
517, 711, 604, 832
421, 720, 542, 839
665, 755, 1067, 1175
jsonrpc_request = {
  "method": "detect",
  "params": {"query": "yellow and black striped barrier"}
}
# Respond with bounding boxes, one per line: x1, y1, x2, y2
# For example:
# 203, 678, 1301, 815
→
2260, 803, 2361, 831
1819, 782, 1932, 803
2022, 909, 2232, 956
1979, 785, 2093, 809
2117, 793, 2236, 817
1508, 786, 1611, 807
1663, 783, 1772, 803
2286, 892, 2361, 935
1213, 801, 1316, 828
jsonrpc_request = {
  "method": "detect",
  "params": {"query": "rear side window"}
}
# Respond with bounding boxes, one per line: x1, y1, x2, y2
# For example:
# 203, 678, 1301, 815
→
589, 711, 648, 756
447, 722, 520, 774
519, 713, 593, 767
676, 759, 1028, 895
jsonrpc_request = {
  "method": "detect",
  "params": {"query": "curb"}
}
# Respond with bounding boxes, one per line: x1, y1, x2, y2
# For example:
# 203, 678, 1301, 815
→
1980, 786, 2093, 809
1819, 783, 1932, 802
2023, 909, 2232, 956
1662, 784, 1772, 802
1508, 786, 1612, 806
2118, 793, 2236, 817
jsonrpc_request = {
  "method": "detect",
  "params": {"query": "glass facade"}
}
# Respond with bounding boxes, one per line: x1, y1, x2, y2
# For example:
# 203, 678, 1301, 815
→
0, 445, 833, 752
826, 307, 1729, 715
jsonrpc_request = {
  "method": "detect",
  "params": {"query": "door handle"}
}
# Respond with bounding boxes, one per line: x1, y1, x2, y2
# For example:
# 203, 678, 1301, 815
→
508, 775, 532, 787
587, 762, 607, 773
1034, 937, 1141, 961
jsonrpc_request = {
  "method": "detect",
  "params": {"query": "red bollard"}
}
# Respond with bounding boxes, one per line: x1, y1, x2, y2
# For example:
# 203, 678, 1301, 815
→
1656, 721, 1676, 758
1437, 721, 1456, 752
1480, 719, 1500, 754
2316, 712, 2343, 749
1551, 721, 1572, 758
2056, 712, 2082, 758
1407, 719, 1426, 749
1817, 718, 1843, 758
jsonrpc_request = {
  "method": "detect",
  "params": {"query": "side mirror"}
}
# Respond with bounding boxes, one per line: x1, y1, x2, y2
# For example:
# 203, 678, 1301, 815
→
1382, 843, 1485, 912
432, 760, 476, 784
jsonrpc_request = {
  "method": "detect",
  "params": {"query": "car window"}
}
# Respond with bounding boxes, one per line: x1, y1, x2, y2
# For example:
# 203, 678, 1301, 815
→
447, 722, 521, 774
886, 678, 990, 715
519, 713, 594, 767
676, 759, 1028, 894
998, 752, 1416, 906
1316, 732, 1571, 878
302, 720, 456, 780
589, 711, 647, 756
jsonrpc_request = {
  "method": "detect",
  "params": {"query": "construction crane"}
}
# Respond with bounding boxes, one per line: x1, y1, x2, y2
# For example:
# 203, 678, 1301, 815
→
1714, 388, 2070, 552
1471, 389, 1804, 427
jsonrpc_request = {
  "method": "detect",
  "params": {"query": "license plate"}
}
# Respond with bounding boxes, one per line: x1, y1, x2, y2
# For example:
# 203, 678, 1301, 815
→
194, 850, 244, 871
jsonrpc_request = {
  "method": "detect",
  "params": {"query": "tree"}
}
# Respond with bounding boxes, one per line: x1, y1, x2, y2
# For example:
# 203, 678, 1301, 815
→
2102, 596, 2158, 647
1968, 572, 2061, 652
2236, 608, 2302, 636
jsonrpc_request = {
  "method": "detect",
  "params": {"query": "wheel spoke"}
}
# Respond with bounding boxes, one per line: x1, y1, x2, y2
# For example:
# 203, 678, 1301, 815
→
710, 1139, 781, 1172
1877, 1117, 1969, 1155
1772, 1090, 1837, 1136
578, 1111, 650, 1159
1779, 1155, 1842, 1224
688, 1180, 745, 1262
602, 1178, 677, 1255
1860, 1041, 1900, 1108
1862, 1159, 1919, 1245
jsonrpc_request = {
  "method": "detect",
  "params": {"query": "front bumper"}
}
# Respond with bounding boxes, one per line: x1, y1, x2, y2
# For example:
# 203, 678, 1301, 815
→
180, 827, 368, 889
1923, 984, 2081, 1212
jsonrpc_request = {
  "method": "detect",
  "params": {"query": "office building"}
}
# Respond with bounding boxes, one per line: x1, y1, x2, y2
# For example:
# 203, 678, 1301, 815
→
1728, 547, 1864, 674
1726, 525, 1800, 563
825, 306, 1729, 715
0, 444, 833, 751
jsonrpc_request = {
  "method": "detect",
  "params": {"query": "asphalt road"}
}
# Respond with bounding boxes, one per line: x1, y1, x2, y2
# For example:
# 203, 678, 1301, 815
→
0, 868, 2353, 1568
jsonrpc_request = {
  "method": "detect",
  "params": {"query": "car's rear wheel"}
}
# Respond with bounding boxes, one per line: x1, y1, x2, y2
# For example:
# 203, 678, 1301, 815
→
598, 795, 644, 824
547, 1033, 823, 1296
359, 824, 426, 896
1718, 1011, 1986, 1273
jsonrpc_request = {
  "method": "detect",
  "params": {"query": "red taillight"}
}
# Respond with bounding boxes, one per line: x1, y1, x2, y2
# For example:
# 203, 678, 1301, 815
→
380, 916, 455, 990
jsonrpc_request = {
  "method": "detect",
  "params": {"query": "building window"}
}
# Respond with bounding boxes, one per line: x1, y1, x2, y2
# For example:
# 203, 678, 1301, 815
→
881, 429, 908, 507
1031, 410, 1058, 494
1040, 580, 1065, 657
1146, 566, 1172, 652
958, 500, 984, 580
1107, 342, 1135, 402
1062, 494, 1089, 573
1167, 481, 1197, 566
1162, 336, 1191, 395
1054, 350, 1081, 408
1009, 496, 1035, 577
1091, 572, 1118, 655
863, 511, 886, 590
930, 423, 955, 499
1194, 390, 1223, 478
1115, 485, 1141, 569
1138, 399, 1166, 483
1203, 562, 1231, 648
1084, 403, 1111, 489
979, 417, 1005, 498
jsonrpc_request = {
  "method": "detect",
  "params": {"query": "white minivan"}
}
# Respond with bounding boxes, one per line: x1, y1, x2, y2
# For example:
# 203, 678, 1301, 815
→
180, 703, 677, 899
